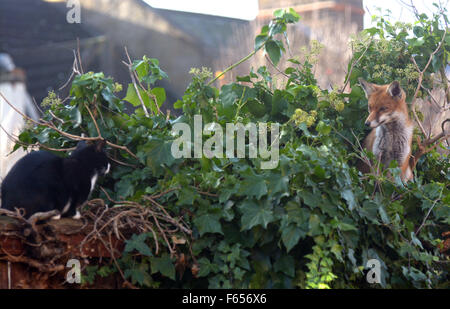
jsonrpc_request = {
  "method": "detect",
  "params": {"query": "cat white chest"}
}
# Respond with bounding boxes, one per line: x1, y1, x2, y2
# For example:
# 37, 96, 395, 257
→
90, 173, 98, 194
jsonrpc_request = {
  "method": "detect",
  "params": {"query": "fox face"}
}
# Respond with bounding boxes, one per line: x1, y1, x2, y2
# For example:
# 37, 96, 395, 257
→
358, 78, 407, 128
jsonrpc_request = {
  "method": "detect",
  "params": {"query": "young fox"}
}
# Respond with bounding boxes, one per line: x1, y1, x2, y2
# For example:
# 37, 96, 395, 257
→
358, 78, 414, 182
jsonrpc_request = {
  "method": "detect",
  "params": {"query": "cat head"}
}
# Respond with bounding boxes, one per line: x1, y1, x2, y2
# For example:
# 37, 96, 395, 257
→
71, 139, 110, 175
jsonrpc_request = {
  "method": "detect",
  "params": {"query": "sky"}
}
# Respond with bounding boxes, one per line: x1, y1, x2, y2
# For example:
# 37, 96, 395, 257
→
143, 0, 259, 20
143, 0, 448, 26
363, 0, 448, 27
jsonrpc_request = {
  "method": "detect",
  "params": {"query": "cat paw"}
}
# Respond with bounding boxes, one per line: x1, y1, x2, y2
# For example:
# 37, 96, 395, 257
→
51, 214, 61, 220
72, 211, 82, 220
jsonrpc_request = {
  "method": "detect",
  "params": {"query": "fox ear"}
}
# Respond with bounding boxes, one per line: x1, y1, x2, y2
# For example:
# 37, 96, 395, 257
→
358, 78, 376, 98
387, 81, 402, 99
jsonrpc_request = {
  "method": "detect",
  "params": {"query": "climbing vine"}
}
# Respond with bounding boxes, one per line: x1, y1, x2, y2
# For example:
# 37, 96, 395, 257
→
13, 6, 450, 288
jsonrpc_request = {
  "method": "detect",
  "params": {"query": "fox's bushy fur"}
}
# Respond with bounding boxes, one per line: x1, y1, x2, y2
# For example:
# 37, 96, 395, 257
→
359, 78, 414, 182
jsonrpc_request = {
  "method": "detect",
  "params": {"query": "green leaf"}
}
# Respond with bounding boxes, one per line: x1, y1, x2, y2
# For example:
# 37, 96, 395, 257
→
239, 173, 268, 200
341, 189, 356, 211
149, 87, 166, 114
378, 205, 390, 224
193, 212, 223, 236
132, 59, 149, 79
102, 88, 121, 111
68, 105, 82, 128
150, 254, 175, 280
124, 83, 148, 107
281, 224, 306, 252
273, 9, 284, 18
265, 40, 283, 66
115, 177, 135, 199
274, 255, 295, 277
267, 173, 289, 195
220, 84, 239, 108
308, 214, 322, 236
255, 34, 268, 50
124, 233, 153, 256
197, 257, 220, 277
338, 222, 357, 232
413, 26, 425, 37
144, 138, 175, 173
316, 121, 331, 135
246, 99, 267, 118
300, 190, 321, 208
240, 199, 274, 230
330, 243, 343, 262
287, 8, 300, 22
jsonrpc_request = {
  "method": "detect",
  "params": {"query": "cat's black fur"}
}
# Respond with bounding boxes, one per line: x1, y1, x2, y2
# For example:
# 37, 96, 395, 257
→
1, 140, 110, 218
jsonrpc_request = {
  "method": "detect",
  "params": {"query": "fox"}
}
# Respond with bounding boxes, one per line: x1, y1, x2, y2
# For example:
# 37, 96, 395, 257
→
358, 78, 414, 182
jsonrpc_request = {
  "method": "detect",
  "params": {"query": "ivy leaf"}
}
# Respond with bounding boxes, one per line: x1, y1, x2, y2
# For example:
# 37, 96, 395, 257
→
240, 199, 274, 231
341, 189, 357, 211
308, 214, 322, 236
239, 173, 268, 200
144, 138, 175, 173
299, 190, 321, 208
132, 59, 149, 79
316, 121, 331, 135
378, 205, 390, 224
255, 34, 268, 50
149, 87, 166, 114
124, 233, 153, 256
124, 264, 152, 286
281, 224, 306, 252
68, 105, 82, 128
330, 243, 344, 262
274, 255, 295, 277
265, 39, 283, 66
197, 257, 220, 277
273, 9, 284, 18
115, 177, 135, 199
124, 83, 148, 107
360, 201, 379, 222
267, 172, 289, 195
410, 232, 424, 249
220, 84, 239, 108
193, 212, 223, 236
150, 254, 176, 280
246, 99, 267, 118
101, 88, 121, 111
338, 221, 357, 232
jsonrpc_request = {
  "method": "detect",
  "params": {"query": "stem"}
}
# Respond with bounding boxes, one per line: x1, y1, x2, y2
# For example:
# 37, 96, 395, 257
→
207, 46, 262, 86
234, 88, 247, 119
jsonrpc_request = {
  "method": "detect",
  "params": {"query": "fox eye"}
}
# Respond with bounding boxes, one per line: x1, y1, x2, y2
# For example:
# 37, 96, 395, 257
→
379, 107, 387, 111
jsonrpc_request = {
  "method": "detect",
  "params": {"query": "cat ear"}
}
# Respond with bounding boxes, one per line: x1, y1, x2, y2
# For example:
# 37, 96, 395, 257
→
76, 141, 87, 150
387, 81, 402, 99
95, 139, 106, 152
358, 78, 377, 98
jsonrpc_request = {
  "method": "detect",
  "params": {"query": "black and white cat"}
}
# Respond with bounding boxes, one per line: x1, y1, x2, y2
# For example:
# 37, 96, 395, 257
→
1, 140, 110, 219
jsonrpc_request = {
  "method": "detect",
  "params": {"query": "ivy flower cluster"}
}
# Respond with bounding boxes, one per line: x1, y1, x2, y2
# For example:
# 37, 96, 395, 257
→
292, 108, 317, 127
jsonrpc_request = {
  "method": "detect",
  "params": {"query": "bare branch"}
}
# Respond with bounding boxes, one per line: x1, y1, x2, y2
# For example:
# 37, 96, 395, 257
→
340, 38, 373, 93
410, 27, 447, 137
123, 47, 150, 117
0, 91, 139, 160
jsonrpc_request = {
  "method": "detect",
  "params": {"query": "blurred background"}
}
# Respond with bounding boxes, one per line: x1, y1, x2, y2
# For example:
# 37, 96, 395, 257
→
0, 0, 442, 105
